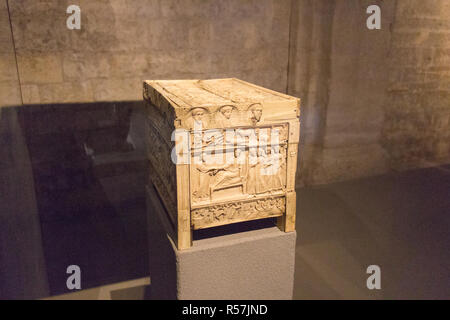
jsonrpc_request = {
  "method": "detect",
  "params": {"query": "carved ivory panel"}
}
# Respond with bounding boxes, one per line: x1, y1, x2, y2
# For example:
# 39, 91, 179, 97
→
144, 78, 300, 249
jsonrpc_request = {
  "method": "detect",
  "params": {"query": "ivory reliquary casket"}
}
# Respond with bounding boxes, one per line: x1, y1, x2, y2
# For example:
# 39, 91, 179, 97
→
144, 78, 300, 249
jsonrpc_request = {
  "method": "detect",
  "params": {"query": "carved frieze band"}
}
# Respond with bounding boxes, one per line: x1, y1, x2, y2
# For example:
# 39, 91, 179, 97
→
191, 196, 285, 229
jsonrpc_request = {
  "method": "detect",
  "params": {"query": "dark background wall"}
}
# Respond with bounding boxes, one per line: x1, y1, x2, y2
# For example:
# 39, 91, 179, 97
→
1, 0, 449, 185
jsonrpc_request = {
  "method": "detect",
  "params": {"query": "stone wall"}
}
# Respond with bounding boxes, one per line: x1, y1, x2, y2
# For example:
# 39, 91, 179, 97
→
381, 0, 450, 169
0, 0, 21, 106
288, 0, 449, 185
288, 0, 395, 185
0, 0, 449, 185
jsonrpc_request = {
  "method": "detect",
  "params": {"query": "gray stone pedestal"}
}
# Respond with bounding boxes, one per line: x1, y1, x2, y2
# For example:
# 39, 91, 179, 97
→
146, 186, 296, 300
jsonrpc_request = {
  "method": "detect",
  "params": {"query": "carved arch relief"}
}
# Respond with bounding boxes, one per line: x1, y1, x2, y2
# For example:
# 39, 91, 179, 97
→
182, 103, 266, 129
248, 103, 263, 126
215, 105, 237, 127
185, 107, 210, 130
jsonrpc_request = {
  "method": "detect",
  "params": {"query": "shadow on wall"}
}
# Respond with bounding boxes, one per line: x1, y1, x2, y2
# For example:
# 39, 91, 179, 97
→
0, 101, 150, 299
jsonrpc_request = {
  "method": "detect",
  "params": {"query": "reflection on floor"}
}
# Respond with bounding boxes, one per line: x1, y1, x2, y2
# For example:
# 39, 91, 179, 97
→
294, 165, 450, 299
